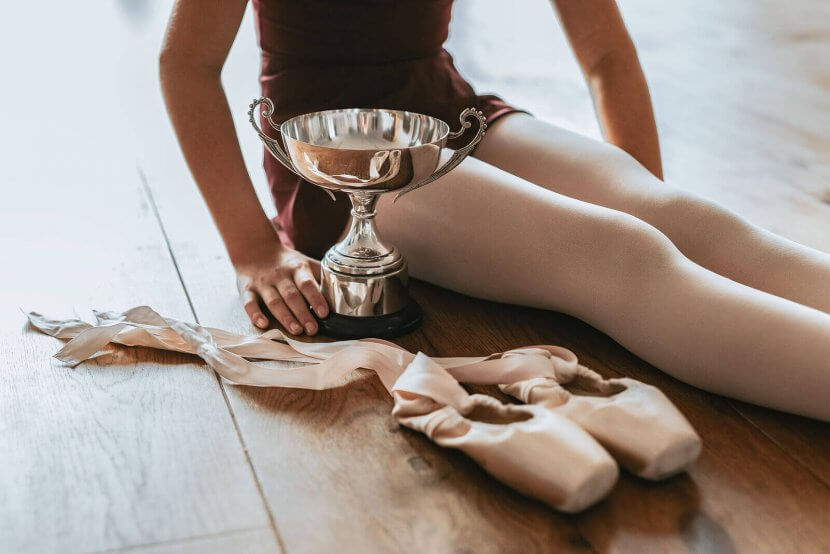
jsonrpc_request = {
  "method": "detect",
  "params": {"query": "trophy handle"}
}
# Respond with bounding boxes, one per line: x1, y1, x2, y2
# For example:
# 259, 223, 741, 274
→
393, 108, 487, 202
248, 97, 336, 201
247, 98, 297, 172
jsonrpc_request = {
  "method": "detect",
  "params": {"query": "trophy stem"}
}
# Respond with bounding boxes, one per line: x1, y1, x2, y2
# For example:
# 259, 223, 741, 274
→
333, 192, 395, 262
319, 190, 418, 331
352, 190, 378, 214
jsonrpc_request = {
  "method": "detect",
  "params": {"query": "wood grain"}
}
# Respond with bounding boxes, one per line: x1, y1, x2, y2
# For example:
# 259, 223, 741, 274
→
0, 3, 277, 552
731, 402, 830, 487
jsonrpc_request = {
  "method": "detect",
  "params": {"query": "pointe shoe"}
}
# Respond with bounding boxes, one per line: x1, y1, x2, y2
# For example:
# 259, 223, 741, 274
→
499, 349, 701, 480
392, 353, 619, 513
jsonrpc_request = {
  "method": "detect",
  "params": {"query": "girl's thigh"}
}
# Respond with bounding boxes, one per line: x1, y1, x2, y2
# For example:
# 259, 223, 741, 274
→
473, 113, 675, 220
474, 114, 830, 316
375, 154, 679, 322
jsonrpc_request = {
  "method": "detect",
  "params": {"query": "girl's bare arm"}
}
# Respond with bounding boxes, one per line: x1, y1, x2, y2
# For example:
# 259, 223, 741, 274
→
551, 0, 663, 179
160, 0, 328, 335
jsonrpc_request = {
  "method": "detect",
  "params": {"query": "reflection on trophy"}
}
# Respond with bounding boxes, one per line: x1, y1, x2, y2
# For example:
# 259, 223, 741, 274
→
248, 98, 486, 338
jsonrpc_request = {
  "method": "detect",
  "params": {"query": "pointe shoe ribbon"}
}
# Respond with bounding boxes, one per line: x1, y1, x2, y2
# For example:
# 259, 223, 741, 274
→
25, 305, 701, 510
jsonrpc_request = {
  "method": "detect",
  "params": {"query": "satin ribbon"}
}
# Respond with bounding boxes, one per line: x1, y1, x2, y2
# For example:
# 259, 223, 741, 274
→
25, 306, 578, 391
26, 305, 700, 512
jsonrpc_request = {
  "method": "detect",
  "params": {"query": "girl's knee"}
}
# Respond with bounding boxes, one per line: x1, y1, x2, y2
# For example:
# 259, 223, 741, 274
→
653, 189, 752, 255
591, 212, 681, 286
553, 212, 683, 322
659, 187, 749, 230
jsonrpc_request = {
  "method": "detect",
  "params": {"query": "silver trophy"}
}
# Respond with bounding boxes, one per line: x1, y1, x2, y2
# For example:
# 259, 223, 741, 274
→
248, 98, 486, 338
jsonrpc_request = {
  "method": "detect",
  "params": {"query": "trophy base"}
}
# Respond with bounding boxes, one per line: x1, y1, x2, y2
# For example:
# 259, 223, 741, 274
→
316, 299, 422, 339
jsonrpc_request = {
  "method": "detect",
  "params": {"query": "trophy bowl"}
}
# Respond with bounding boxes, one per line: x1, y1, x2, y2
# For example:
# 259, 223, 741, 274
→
249, 98, 486, 338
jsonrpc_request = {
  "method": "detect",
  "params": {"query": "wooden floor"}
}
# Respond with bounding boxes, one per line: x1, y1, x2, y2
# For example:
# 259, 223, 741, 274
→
2, 1, 829, 552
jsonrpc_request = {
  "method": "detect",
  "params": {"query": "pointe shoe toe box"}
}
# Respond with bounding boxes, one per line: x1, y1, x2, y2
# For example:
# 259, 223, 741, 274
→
550, 378, 702, 479
445, 404, 619, 513
639, 431, 702, 480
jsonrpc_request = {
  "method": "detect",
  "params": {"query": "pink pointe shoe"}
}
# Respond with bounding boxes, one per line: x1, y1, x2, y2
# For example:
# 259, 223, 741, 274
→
392, 353, 619, 513
498, 348, 702, 480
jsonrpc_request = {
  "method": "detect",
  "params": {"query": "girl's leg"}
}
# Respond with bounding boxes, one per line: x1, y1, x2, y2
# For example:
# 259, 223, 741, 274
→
474, 114, 830, 314
376, 156, 830, 421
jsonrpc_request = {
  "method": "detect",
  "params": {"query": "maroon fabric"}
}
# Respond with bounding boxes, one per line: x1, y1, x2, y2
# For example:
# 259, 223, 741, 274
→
252, 0, 526, 258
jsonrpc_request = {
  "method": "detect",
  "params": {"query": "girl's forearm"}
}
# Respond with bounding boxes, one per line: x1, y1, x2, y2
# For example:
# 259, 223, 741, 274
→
587, 49, 663, 180
160, 64, 278, 263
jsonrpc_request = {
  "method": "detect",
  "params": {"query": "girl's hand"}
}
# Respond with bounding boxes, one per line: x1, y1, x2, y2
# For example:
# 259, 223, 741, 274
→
234, 238, 329, 335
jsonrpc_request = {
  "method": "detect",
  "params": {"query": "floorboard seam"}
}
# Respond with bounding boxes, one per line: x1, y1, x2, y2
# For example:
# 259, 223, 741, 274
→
731, 405, 830, 490
136, 167, 198, 322
85, 526, 269, 554
138, 166, 287, 554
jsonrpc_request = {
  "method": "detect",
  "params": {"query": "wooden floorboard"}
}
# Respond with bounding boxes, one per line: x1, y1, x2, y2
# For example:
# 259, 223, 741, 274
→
0, 4, 278, 553
0, 170, 275, 552
731, 403, 830, 488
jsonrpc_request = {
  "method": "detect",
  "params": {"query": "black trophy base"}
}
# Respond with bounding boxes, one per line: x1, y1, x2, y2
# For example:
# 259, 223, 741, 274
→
316, 299, 422, 339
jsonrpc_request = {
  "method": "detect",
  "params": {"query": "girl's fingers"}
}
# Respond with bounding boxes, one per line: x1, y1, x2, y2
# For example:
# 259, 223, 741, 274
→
276, 279, 318, 335
260, 285, 303, 335
294, 265, 329, 318
240, 289, 268, 329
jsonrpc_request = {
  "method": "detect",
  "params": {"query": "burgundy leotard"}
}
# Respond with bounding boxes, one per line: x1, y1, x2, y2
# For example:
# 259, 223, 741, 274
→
252, 0, 525, 258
